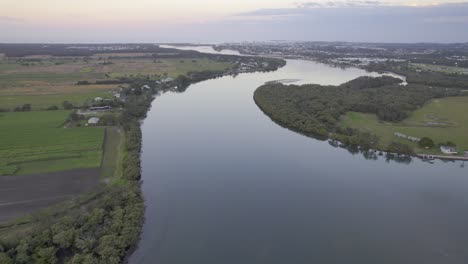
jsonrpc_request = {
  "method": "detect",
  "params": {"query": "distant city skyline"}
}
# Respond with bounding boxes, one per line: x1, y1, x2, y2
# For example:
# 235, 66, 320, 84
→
1, 0, 468, 43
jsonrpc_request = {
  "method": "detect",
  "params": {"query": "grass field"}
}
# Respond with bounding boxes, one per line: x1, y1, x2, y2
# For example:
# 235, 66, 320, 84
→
0, 90, 114, 110
409, 63, 468, 75
100, 127, 125, 181
340, 96, 468, 154
0, 57, 231, 110
106, 58, 232, 79
0, 111, 104, 175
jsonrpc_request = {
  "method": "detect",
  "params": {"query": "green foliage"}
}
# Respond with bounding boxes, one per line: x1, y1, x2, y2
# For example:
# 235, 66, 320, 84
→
442, 141, 456, 147
418, 137, 435, 149
63, 100, 74, 110
387, 142, 415, 155
14, 104, 32, 112
0, 253, 13, 264
46, 105, 59, 111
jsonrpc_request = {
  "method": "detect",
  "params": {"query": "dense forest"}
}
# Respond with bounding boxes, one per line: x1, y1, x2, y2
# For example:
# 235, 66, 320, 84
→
254, 76, 461, 153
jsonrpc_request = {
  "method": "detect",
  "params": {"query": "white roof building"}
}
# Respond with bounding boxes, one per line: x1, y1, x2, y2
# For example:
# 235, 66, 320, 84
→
88, 117, 100, 125
440, 145, 457, 155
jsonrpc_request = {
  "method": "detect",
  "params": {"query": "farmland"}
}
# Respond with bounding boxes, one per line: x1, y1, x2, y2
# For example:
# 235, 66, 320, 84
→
340, 96, 468, 154
0, 110, 104, 175
0, 56, 232, 110
409, 63, 468, 75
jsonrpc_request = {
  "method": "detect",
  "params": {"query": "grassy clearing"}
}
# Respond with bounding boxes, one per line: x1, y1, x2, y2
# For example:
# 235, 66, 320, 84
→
340, 96, 468, 154
0, 111, 104, 175
0, 90, 113, 110
107, 58, 232, 79
100, 127, 125, 181
409, 63, 468, 75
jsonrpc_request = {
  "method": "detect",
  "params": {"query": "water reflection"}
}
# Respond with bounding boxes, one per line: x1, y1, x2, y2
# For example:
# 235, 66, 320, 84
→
130, 51, 467, 264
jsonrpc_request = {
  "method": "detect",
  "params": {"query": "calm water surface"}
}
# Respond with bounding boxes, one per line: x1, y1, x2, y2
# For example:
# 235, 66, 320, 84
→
129, 47, 468, 264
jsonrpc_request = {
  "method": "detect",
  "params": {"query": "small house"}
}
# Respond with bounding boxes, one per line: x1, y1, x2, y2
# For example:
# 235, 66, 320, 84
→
464, 151, 468, 157
440, 145, 457, 155
94, 97, 103, 102
88, 117, 100, 125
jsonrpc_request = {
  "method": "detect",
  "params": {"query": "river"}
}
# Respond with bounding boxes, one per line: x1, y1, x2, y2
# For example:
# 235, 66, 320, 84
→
129, 46, 468, 264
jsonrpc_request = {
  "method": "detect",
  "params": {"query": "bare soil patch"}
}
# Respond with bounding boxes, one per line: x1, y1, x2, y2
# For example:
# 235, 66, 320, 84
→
0, 168, 100, 223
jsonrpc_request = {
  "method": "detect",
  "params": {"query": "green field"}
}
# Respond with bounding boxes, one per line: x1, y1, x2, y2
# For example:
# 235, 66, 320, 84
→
0, 90, 113, 110
340, 96, 468, 154
0, 111, 104, 175
409, 63, 468, 75
106, 58, 232, 79
100, 127, 125, 181
0, 57, 231, 111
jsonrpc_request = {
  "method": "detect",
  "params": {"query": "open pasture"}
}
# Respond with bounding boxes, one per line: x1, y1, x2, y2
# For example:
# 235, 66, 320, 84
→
340, 96, 468, 154
0, 111, 104, 175
409, 63, 468, 75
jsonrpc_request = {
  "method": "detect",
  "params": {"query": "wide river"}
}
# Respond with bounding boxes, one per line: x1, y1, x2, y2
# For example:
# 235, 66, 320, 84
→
129, 46, 468, 264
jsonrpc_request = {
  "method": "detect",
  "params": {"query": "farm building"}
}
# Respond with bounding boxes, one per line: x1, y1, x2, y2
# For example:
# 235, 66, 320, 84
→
440, 145, 457, 155
94, 97, 103, 102
87, 117, 100, 125
89, 106, 112, 111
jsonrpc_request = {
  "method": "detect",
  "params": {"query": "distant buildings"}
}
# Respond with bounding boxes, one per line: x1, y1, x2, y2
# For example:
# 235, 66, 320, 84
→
94, 97, 103, 102
440, 145, 457, 155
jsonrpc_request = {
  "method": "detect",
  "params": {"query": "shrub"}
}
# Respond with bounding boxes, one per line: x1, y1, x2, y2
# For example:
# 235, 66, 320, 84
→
387, 142, 415, 155
46, 105, 59, 111
418, 137, 434, 148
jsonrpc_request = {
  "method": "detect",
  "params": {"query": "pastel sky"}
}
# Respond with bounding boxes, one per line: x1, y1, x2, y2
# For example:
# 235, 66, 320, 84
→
1, 0, 468, 43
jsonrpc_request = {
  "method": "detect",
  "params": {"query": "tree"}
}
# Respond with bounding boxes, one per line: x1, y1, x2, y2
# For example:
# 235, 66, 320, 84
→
387, 142, 415, 155
46, 105, 59, 111
444, 141, 456, 147
63, 101, 74, 110
418, 137, 434, 148
32, 247, 57, 264
0, 253, 13, 264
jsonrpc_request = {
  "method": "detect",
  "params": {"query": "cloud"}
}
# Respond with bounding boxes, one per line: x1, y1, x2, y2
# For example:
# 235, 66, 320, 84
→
222, 2, 468, 43
294, 0, 385, 8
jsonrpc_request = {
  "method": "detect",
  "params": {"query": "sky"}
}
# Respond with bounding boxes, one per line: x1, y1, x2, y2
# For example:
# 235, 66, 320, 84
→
1, 0, 468, 43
